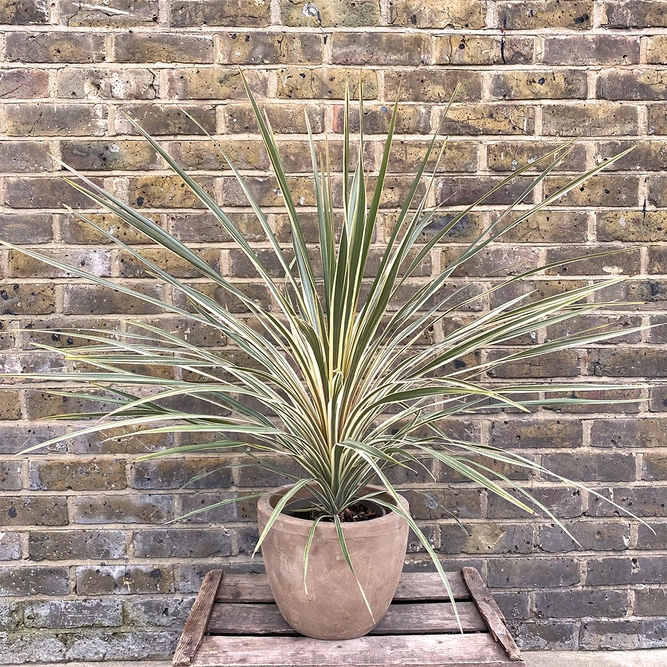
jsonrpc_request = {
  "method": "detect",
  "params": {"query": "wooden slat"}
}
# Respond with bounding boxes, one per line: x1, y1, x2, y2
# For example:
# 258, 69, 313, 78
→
208, 601, 486, 635
395, 572, 470, 601
173, 569, 224, 667
191, 633, 520, 667
215, 571, 470, 603
461, 567, 523, 663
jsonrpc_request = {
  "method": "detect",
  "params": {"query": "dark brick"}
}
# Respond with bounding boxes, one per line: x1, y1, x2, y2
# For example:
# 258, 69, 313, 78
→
73, 493, 173, 524
592, 418, 667, 450
0, 141, 52, 173
126, 174, 213, 209
133, 529, 232, 558
647, 175, 667, 208
167, 68, 267, 100
434, 35, 533, 65
57, 67, 158, 100
637, 522, 667, 550
489, 558, 580, 587
595, 140, 667, 171
490, 419, 583, 449
385, 71, 481, 103
0, 533, 21, 560
439, 523, 534, 554
131, 457, 232, 490
487, 349, 581, 379
436, 175, 534, 207
332, 32, 427, 66
171, 0, 270, 26
487, 142, 586, 173
438, 104, 536, 136
66, 630, 180, 660
178, 492, 242, 523
642, 453, 667, 481
60, 0, 159, 26
0, 496, 68, 526
544, 174, 639, 207
5, 103, 108, 136
0, 213, 53, 243
598, 69, 667, 101
29, 530, 126, 561
589, 486, 667, 518
118, 247, 220, 279
544, 35, 640, 65
0, 567, 69, 596
547, 314, 642, 346
0, 461, 21, 491
403, 488, 482, 520
76, 565, 175, 595
333, 104, 432, 135
539, 521, 631, 552
541, 452, 636, 482
123, 597, 194, 627
0, 0, 48, 23
635, 587, 667, 616
503, 210, 590, 244
597, 210, 667, 242
497, 1, 592, 30
580, 619, 667, 649
29, 459, 126, 491
491, 71, 587, 100
649, 316, 667, 343
115, 33, 214, 63
4, 176, 104, 209
223, 102, 324, 134
0, 601, 21, 630
519, 621, 579, 650
589, 348, 667, 379
6, 32, 105, 62
283, 0, 380, 27
542, 103, 638, 137
586, 556, 667, 585
535, 589, 628, 618
488, 487, 583, 520
9, 248, 111, 278
605, 1, 667, 28
0, 68, 49, 97
648, 104, 667, 135
24, 599, 122, 628
61, 140, 160, 171
116, 104, 216, 136
62, 283, 165, 316
389, 0, 484, 28
545, 245, 640, 276
220, 32, 324, 65
277, 68, 377, 100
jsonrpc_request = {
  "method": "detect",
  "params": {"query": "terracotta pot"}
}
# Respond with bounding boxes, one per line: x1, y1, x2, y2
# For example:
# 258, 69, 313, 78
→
257, 483, 409, 640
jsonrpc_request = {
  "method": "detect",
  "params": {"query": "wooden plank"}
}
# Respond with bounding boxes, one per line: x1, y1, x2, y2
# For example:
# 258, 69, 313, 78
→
215, 571, 470, 603
173, 569, 224, 667
191, 633, 517, 667
461, 567, 523, 663
208, 601, 486, 635
395, 572, 470, 602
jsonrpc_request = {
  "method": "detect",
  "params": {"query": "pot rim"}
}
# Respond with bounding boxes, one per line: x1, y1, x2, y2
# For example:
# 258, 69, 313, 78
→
257, 483, 409, 537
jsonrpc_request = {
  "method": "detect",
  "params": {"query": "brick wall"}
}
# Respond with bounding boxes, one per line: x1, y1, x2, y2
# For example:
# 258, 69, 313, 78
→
0, 0, 666, 660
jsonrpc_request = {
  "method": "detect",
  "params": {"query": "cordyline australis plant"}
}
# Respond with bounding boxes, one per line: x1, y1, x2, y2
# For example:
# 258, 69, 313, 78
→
0, 78, 652, 607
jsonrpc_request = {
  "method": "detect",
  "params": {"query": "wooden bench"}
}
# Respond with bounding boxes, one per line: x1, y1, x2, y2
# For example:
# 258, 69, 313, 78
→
173, 567, 525, 667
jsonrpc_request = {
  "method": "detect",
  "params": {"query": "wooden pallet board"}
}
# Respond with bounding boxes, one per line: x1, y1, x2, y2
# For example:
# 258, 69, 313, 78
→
173, 567, 525, 667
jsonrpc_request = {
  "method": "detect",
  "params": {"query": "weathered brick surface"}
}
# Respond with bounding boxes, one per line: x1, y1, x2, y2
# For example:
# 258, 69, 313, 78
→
0, 0, 665, 660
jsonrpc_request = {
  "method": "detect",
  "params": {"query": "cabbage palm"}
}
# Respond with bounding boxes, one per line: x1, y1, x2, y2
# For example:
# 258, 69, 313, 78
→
0, 79, 650, 605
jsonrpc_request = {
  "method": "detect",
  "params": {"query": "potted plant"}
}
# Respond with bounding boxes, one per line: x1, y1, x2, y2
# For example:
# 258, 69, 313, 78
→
0, 79, 651, 640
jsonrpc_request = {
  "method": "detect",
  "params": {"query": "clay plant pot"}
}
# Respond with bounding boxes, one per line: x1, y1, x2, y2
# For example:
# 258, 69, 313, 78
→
257, 483, 410, 640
